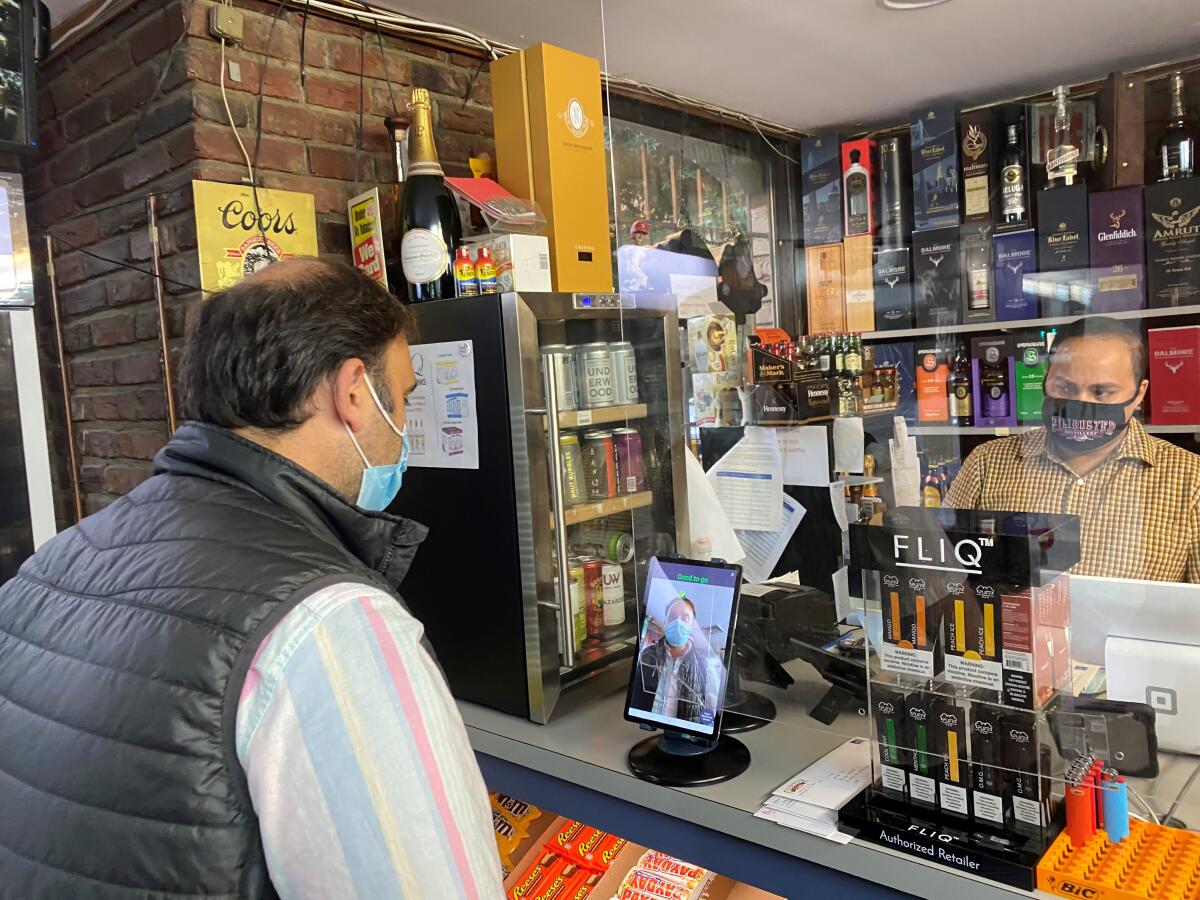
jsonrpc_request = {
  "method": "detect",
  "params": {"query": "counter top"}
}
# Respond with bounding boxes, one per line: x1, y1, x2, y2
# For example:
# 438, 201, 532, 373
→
461, 654, 1200, 899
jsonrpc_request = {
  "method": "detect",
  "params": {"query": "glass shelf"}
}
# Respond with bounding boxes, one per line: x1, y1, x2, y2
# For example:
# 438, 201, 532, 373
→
907, 423, 1197, 436
861, 303, 1200, 342
563, 490, 654, 526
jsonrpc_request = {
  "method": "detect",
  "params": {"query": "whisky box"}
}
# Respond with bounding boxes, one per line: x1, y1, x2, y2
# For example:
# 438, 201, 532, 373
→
1148, 325, 1200, 424
492, 44, 612, 292
905, 690, 939, 808
993, 229, 1038, 321
1089, 187, 1145, 312
841, 137, 878, 237
1144, 177, 1200, 308
1036, 183, 1089, 272
915, 342, 950, 422
970, 334, 1016, 428
873, 246, 913, 331
749, 345, 793, 384
805, 243, 846, 332
961, 224, 996, 323
1095, 71, 1146, 189
959, 108, 995, 225
878, 135, 913, 247
910, 105, 961, 232
843, 234, 875, 331
870, 340, 917, 421
802, 134, 845, 246
1014, 329, 1052, 423
912, 226, 963, 327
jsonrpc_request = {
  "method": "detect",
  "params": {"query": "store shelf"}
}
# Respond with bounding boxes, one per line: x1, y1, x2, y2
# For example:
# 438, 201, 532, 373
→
908, 423, 1199, 436
564, 490, 653, 526
555, 403, 648, 429
860, 304, 1200, 342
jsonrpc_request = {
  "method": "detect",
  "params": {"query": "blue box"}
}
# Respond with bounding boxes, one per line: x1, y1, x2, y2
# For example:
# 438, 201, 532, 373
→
910, 105, 961, 232
802, 133, 845, 246
993, 229, 1038, 321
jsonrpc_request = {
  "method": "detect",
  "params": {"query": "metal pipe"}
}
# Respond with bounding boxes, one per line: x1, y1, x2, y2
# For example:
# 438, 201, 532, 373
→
44, 233, 83, 523
147, 194, 178, 432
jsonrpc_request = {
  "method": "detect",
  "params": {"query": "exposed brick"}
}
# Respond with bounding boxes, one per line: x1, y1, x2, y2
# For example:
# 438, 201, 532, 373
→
71, 358, 115, 387
135, 388, 168, 419
129, 4, 188, 65
108, 66, 161, 122
259, 99, 312, 139
242, 14, 302, 63
104, 270, 154, 307
411, 60, 470, 98
390, 38, 444, 61
81, 428, 119, 458
84, 125, 136, 170
259, 171, 352, 215
33, 186, 79, 225
114, 351, 162, 384
74, 168, 130, 209
62, 94, 110, 142
441, 105, 491, 136
59, 282, 107, 317
304, 72, 362, 111
308, 14, 361, 38
310, 107, 357, 146
325, 36, 363, 75
80, 461, 105, 490
63, 322, 93, 352
193, 82, 252, 127
48, 73, 87, 116
92, 390, 137, 420
164, 126, 196, 168
103, 462, 153, 494
96, 200, 147, 239
91, 313, 137, 348
192, 122, 304, 174
52, 218, 103, 251
307, 144, 358, 181
186, 43, 303, 102
317, 216, 352, 255
162, 256, 201, 295
159, 216, 198, 256
134, 87, 195, 143
70, 394, 93, 421
122, 143, 173, 192
116, 428, 168, 460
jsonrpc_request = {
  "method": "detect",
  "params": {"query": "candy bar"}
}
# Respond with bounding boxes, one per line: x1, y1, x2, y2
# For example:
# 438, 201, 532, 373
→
566, 868, 600, 900
508, 852, 558, 900
562, 827, 608, 870
615, 889, 659, 900
594, 834, 628, 871
545, 820, 587, 856
619, 870, 690, 900
531, 862, 578, 900
635, 852, 705, 885
493, 792, 541, 827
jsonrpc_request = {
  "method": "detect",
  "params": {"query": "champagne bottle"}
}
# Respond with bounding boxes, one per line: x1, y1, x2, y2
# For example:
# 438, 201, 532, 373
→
398, 88, 462, 302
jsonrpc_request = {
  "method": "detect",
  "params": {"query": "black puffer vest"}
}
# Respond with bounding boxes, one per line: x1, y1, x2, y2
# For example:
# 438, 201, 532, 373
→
0, 422, 427, 899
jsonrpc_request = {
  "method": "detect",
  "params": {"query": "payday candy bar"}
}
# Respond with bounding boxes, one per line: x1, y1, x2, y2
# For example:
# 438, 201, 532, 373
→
636, 851, 705, 885
594, 834, 628, 870
563, 827, 609, 869
619, 871, 691, 900
546, 820, 586, 856
615, 889, 659, 900
508, 852, 559, 900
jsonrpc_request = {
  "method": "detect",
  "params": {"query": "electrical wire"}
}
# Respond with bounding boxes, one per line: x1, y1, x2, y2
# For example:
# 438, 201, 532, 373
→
218, 37, 257, 186
1128, 784, 1161, 825
372, 18, 398, 117
43, 228, 206, 293
351, 28, 365, 193
1166, 761, 1200, 823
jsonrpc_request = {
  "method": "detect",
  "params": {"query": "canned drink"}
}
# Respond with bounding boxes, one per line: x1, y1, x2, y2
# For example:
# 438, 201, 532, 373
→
582, 558, 605, 638
557, 432, 585, 506
581, 430, 617, 500
601, 561, 625, 626
568, 561, 586, 648
577, 343, 615, 408
611, 341, 639, 404
609, 428, 645, 495
570, 526, 634, 564
541, 344, 579, 411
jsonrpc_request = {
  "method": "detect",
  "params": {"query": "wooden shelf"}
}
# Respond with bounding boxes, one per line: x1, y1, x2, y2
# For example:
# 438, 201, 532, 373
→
908, 423, 1198, 436
860, 304, 1200, 342
563, 490, 653, 526
555, 402, 648, 429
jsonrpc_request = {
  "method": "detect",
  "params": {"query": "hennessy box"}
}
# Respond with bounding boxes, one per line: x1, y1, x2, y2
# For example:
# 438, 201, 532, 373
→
970, 334, 1017, 428
752, 373, 832, 423
915, 342, 949, 422
993, 229, 1038, 321
1036, 183, 1090, 272
805, 242, 846, 332
1144, 177, 1200, 308
910, 105, 961, 232
878, 135, 913, 247
802, 134, 845, 246
1089, 187, 1145, 312
959, 108, 996, 225
1148, 326, 1200, 424
1014, 329, 1052, 423
492, 43, 613, 292
961, 224, 996, 323
844, 234, 876, 331
842, 137, 878, 237
912, 226, 963, 327
873, 245, 913, 330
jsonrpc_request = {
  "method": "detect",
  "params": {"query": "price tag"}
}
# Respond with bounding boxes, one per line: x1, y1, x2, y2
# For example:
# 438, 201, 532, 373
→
996, 427, 1010, 436
575, 410, 593, 426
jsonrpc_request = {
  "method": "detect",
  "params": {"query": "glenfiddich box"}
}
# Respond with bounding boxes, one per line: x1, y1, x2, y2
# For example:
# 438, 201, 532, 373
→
910, 105, 961, 232
993, 229, 1038, 321
878, 135, 913, 247
843, 234, 876, 331
1036, 184, 1089, 272
912, 226, 963, 327
1148, 326, 1200, 424
842, 137, 878, 237
492, 43, 613, 291
802, 134, 845, 246
959, 108, 996, 225
1144, 177, 1200, 308
1089, 187, 1145, 312
873, 245, 913, 330
805, 242, 846, 332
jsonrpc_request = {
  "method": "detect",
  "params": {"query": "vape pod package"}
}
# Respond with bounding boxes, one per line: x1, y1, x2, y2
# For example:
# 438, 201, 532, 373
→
905, 690, 940, 809
933, 698, 970, 819
1001, 710, 1048, 831
873, 685, 910, 799
999, 576, 1071, 710
879, 572, 942, 678
969, 703, 1006, 826
943, 579, 1002, 692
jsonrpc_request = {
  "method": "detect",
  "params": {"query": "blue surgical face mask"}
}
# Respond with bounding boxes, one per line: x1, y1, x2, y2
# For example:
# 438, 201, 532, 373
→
344, 374, 409, 511
664, 618, 692, 648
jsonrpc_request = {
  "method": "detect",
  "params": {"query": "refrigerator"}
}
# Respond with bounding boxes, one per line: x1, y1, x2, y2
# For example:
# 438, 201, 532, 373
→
392, 291, 689, 723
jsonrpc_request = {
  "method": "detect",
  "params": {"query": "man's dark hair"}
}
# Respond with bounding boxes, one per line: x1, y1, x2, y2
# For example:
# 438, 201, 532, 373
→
1048, 316, 1146, 383
669, 597, 697, 617
180, 259, 417, 431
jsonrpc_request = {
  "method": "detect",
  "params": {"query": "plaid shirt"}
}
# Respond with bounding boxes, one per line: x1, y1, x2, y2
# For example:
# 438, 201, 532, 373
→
944, 419, 1200, 582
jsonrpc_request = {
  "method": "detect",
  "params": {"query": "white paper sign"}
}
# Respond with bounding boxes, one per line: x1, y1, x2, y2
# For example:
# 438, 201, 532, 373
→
737, 495, 806, 584
891, 416, 921, 509
830, 481, 849, 532
406, 340, 480, 470
832, 565, 850, 622
778, 426, 831, 486
707, 427, 783, 531
670, 272, 728, 318
685, 449, 745, 565
832, 416, 865, 474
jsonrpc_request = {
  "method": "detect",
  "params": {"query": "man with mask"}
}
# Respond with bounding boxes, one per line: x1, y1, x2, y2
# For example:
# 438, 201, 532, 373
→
0, 260, 504, 898
945, 316, 1200, 582
629, 596, 725, 725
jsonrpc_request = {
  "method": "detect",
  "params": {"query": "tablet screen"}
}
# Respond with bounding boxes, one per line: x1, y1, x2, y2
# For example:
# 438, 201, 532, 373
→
624, 557, 742, 738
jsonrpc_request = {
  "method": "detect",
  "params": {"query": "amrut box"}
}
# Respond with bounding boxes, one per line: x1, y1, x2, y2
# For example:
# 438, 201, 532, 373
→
912, 226, 963, 327
802, 134, 845, 246
1089, 187, 1145, 313
805, 243, 846, 332
1145, 177, 1200, 308
993, 229, 1038, 320
959, 108, 996, 225
873, 245, 913, 330
910, 105, 961, 232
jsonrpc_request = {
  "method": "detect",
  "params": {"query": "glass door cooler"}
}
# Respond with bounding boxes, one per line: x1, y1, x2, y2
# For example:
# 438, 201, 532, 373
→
393, 291, 688, 723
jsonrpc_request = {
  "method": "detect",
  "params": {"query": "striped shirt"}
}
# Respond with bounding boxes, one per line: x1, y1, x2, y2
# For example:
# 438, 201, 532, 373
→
944, 420, 1200, 582
235, 582, 505, 899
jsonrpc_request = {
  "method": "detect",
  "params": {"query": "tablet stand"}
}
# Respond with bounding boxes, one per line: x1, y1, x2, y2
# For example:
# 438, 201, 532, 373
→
721, 659, 777, 734
627, 732, 750, 787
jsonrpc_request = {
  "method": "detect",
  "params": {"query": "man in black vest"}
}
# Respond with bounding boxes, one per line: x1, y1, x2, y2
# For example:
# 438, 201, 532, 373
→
0, 259, 505, 898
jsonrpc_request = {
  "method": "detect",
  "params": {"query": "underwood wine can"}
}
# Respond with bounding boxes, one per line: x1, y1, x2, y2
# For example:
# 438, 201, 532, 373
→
557, 431, 585, 506
601, 561, 625, 626
581, 430, 617, 500
568, 560, 586, 649
611, 341, 639, 404
541, 344, 579, 411
578, 343, 615, 408
609, 427, 644, 494
582, 557, 605, 638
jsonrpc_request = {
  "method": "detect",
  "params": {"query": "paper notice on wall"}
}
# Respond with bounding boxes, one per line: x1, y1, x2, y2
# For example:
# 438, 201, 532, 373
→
778, 425, 830, 486
707, 427, 783, 531
685, 449, 745, 565
737, 494, 805, 584
670, 273, 727, 319
830, 480, 849, 532
890, 417, 921, 508
405, 340, 479, 470
347, 188, 387, 285
832, 565, 851, 622
832, 416, 865, 474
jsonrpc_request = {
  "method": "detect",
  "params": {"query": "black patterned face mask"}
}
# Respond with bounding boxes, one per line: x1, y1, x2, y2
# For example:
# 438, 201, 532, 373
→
1041, 394, 1138, 453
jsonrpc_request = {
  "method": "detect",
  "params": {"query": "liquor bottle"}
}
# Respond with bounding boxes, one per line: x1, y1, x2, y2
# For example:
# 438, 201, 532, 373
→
833, 333, 847, 374
1000, 124, 1028, 225
922, 463, 942, 508
964, 237, 992, 315
1045, 85, 1079, 189
817, 333, 832, 375
937, 462, 951, 496
384, 115, 409, 293
844, 147, 872, 236
862, 453, 886, 523
1157, 71, 1197, 182
947, 346, 973, 426
980, 347, 1011, 418
398, 87, 462, 302
845, 334, 863, 377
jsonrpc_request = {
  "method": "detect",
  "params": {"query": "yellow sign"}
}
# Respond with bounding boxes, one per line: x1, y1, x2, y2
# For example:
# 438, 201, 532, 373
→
193, 180, 318, 293
347, 188, 388, 285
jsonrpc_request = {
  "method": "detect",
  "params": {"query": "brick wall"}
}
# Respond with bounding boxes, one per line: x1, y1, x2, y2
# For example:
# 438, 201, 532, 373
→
28, 0, 495, 522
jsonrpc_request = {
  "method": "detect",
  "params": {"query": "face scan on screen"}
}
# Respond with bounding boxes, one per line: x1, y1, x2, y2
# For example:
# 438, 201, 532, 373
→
627, 558, 738, 736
